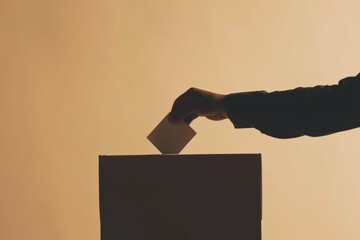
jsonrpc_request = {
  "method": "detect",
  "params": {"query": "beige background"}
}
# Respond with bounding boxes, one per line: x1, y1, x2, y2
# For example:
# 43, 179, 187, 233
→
1, 0, 360, 239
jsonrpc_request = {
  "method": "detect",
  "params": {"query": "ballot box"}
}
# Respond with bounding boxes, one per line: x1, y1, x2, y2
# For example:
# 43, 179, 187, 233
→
99, 154, 262, 240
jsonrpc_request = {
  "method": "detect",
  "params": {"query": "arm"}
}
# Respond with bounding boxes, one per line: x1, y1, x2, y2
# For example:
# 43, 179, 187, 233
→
223, 73, 360, 138
168, 73, 360, 139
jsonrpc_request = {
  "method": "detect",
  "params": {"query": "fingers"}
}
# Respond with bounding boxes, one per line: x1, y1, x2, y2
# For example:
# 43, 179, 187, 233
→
168, 105, 196, 123
168, 89, 196, 123
167, 111, 181, 123
168, 87, 221, 124
168, 111, 198, 124
183, 113, 199, 124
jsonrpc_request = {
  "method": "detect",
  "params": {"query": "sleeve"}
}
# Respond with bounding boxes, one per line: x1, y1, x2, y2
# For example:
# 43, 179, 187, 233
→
223, 73, 360, 139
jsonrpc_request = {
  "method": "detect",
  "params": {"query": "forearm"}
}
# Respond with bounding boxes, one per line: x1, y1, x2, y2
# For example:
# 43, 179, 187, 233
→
223, 73, 360, 138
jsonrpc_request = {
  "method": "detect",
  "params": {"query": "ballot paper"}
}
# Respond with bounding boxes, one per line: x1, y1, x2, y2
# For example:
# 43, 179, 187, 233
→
147, 113, 196, 154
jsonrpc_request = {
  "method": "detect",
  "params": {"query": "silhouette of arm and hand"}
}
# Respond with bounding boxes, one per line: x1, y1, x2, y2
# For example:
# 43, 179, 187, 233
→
168, 73, 360, 139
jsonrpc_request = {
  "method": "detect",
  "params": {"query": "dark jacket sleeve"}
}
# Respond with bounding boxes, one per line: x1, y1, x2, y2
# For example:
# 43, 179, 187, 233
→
223, 73, 360, 139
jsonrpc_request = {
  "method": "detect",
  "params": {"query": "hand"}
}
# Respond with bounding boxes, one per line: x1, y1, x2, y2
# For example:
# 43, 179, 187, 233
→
168, 87, 228, 124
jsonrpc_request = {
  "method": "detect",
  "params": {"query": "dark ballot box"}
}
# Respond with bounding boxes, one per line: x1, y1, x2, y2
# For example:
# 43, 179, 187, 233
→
99, 154, 262, 240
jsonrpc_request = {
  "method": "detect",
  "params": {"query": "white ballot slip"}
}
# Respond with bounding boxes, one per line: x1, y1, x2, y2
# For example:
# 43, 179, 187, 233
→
147, 113, 196, 154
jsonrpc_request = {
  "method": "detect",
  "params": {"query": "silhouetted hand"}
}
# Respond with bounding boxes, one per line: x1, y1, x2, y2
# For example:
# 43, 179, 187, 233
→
168, 87, 228, 124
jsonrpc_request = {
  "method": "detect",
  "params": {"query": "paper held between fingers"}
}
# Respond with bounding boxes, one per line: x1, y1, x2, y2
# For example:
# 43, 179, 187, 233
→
147, 113, 197, 154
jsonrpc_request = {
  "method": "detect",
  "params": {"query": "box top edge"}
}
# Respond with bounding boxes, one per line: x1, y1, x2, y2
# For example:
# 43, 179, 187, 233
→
99, 153, 261, 157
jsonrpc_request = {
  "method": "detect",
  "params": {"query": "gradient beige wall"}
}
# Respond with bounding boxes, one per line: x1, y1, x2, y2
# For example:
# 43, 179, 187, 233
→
1, 0, 360, 239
